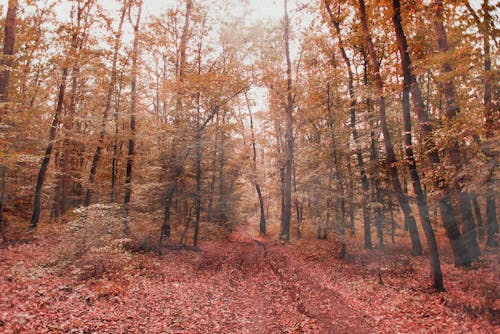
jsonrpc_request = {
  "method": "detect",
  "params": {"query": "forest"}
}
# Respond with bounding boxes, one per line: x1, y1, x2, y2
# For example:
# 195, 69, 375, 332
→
0, 0, 498, 332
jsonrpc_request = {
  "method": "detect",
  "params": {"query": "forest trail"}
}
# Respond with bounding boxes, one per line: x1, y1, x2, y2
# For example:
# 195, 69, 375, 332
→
0, 217, 375, 333
1, 212, 498, 333
223, 223, 373, 333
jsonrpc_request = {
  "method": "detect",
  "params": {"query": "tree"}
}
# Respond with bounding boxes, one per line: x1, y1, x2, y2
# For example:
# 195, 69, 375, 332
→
392, 0, 444, 291
123, 0, 143, 233
84, 0, 128, 206
0, 0, 17, 102
245, 93, 266, 235
431, 0, 481, 260
0, 0, 18, 233
280, 0, 294, 242
31, 0, 96, 227
357, 0, 423, 255
323, 0, 373, 249
466, 0, 498, 248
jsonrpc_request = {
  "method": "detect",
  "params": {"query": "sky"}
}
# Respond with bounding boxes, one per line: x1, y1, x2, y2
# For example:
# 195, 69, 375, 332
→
141, 0, 287, 22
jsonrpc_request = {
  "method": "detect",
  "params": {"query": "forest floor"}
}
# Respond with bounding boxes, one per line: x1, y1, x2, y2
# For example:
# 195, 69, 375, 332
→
0, 205, 499, 333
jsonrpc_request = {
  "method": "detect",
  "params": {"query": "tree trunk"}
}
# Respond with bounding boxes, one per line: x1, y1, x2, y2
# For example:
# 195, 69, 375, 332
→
327, 82, 346, 252
324, 0, 371, 248
0, 0, 18, 102
31, 69, 68, 228
470, 192, 484, 240
84, 4, 127, 206
246, 93, 266, 235
217, 111, 226, 222
392, 0, 444, 291
431, 0, 480, 260
123, 1, 142, 233
111, 72, 124, 202
0, 0, 18, 228
466, 0, 498, 248
358, 0, 422, 255
280, 0, 294, 241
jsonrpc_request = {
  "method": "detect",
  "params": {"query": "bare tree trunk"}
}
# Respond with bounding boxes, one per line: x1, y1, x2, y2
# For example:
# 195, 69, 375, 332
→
123, 1, 142, 234
392, 0, 444, 291
31, 69, 68, 228
280, 0, 294, 241
206, 113, 219, 223
84, 3, 127, 206
0, 0, 18, 229
111, 72, 124, 202
431, 0, 480, 259
358, 0, 422, 255
0, 0, 18, 102
466, 0, 498, 248
470, 192, 484, 240
327, 82, 346, 254
245, 93, 266, 235
324, 0, 372, 248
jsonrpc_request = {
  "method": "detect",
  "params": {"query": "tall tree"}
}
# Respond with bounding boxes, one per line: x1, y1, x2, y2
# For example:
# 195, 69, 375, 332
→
323, 0, 373, 249
466, 0, 498, 248
0, 0, 18, 233
0, 0, 17, 102
31, 0, 95, 227
245, 93, 266, 235
124, 0, 143, 232
160, 0, 193, 244
280, 0, 294, 241
84, 1, 128, 206
392, 0, 444, 291
357, 0, 423, 255
431, 0, 481, 259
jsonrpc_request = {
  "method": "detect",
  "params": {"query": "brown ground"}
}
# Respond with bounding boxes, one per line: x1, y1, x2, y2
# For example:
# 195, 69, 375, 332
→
0, 213, 498, 333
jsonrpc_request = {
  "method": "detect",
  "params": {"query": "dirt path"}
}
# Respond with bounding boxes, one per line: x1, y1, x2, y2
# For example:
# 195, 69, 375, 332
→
223, 224, 373, 334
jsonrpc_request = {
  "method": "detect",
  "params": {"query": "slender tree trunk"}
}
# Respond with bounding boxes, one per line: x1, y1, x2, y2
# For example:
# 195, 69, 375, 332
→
0, 0, 18, 228
217, 111, 227, 222
470, 192, 484, 240
358, 0, 422, 255
432, 0, 481, 259
392, 0, 444, 291
206, 113, 219, 223
59, 65, 79, 215
0, 0, 18, 102
193, 128, 201, 247
466, 0, 498, 248
324, 0, 371, 248
30, 69, 68, 228
111, 72, 124, 202
0, 167, 6, 240
193, 17, 206, 248
123, 1, 142, 234
328, 82, 346, 253
280, 0, 294, 241
245, 93, 266, 235
84, 4, 127, 206
346, 153, 356, 235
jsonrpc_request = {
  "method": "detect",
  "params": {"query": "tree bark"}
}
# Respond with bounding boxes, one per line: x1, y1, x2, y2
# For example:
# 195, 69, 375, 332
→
323, 0, 372, 248
466, 0, 498, 248
111, 72, 124, 202
245, 93, 266, 235
392, 0, 444, 291
123, 1, 142, 233
30, 68, 68, 228
431, 0, 480, 259
0, 0, 18, 102
0, 0, 18, 228
280, 0, 294, 241
84, 3, 127, 206
358, 0, 422, 255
